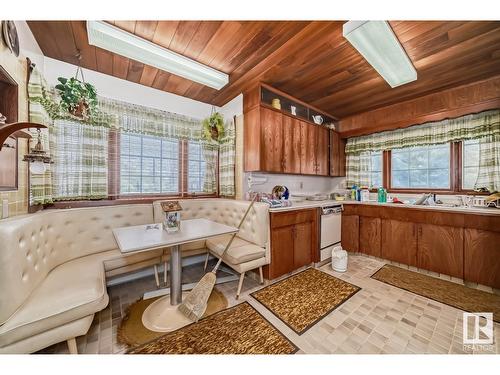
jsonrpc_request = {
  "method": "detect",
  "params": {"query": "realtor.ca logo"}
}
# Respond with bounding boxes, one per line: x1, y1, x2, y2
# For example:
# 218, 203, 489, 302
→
462, 312, 494, 352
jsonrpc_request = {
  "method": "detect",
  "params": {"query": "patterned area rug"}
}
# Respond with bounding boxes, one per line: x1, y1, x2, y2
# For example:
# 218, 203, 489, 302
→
371, 264, 500, 323
118, 288, 227, 347
251, 268, 361, 334
127, 302, 298, 354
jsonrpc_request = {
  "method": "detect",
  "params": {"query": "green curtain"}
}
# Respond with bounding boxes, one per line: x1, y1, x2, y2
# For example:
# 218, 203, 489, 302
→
475, 134, 500, 192
345, 110, 500, 155
50, 119, 109, 201
218, 118, 236, 197
202, 143, 218, 194
346, 151, 375, 188
98, 97, 203, 140
28, 68, 54, 205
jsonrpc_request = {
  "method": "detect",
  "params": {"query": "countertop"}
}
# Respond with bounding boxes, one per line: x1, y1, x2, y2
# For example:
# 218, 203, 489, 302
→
268, 199, 500, 215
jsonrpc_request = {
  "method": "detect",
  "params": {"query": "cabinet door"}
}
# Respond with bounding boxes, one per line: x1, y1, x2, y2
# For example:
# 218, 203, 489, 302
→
330, 131, 346, 177
282, 115, 301, 174
260, 107, 283, 172
316, 126, 329, 176
300, 121, 317, 175
294, 222, 313, 268
381, 219, 417, 266
464, 228, 500, 289
417, 224, 464, 278
359, 217, 381, 257
269, 225, 295, 279
341, 214, 359, 252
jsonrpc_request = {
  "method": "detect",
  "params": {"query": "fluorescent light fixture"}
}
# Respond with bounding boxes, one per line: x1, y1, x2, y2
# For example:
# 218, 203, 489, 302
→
343, 21, 417, 88
86, 21, 229, 90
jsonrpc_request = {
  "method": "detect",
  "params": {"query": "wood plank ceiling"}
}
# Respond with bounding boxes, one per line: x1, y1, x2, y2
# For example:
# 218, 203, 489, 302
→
28, 21, 500, 118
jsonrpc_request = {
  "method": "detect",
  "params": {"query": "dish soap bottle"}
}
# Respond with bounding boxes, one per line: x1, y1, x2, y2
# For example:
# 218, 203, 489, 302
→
377, 187, 387, 203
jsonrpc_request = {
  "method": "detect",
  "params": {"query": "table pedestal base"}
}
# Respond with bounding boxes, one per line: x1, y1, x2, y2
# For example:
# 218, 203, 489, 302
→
142, 292, 193, 332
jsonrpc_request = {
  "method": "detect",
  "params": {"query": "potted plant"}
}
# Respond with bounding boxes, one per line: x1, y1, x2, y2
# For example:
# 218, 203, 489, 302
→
55, 77, 97, 119
202, 112, 225, 142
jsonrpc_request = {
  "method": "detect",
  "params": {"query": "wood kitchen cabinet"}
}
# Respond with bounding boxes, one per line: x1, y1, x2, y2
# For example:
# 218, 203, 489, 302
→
330, 130, 346, 177
341, 214, 359, 252
359, 217, 381, 257
417, 223, 464, 279
464, 229, 500, 289
282, 115, 301, 174
381, 219, 417, 267
243, 83, 339, 176
265, 208, 319, 279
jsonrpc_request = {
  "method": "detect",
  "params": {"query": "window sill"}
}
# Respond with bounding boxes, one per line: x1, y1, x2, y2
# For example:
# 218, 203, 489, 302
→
45, 194, 219, 209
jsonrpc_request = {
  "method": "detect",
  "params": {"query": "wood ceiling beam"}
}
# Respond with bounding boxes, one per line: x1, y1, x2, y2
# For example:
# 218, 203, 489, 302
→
211, 21, 337, 107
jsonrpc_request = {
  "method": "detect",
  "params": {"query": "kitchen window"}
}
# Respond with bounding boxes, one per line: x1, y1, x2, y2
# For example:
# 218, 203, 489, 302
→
462, 139, 480, 190
390, 144, 451, 189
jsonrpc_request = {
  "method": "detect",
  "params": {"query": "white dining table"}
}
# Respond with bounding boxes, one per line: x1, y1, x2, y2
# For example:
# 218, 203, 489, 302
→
112, 218, 238, 332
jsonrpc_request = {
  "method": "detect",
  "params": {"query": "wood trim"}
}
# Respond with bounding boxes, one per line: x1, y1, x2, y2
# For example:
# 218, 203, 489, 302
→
339, 75, 500, 138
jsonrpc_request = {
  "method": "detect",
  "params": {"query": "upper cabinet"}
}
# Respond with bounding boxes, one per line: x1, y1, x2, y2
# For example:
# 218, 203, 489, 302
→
243, 84, 345, 177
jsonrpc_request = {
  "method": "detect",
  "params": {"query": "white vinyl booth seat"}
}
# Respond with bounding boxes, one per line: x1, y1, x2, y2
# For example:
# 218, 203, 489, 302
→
0, 204, 161, 354
153, 199, 270, 298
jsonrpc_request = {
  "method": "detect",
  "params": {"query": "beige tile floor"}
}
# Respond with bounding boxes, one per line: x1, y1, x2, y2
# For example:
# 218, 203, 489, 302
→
38, 254, 499, 354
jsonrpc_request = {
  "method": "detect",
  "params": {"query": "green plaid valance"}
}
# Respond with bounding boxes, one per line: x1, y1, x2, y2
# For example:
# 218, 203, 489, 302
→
345, 110, 500, 155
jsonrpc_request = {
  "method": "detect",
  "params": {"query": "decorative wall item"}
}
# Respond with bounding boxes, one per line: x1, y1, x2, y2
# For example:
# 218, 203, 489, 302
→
271, 98, 281, 110
55, 74, 97, 120
1, 21, 19, 57
290, 105, 297, 116
161, 201, 183, 233
22, 128, 53, 174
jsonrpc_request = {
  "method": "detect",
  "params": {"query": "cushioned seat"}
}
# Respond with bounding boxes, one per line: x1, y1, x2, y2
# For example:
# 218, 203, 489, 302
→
0, 255, 108, 348
206, 235, 266, 265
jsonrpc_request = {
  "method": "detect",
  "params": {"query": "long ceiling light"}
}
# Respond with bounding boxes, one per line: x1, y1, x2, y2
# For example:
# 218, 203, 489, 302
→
86, 21, 229, 90
343, 21, 417, 88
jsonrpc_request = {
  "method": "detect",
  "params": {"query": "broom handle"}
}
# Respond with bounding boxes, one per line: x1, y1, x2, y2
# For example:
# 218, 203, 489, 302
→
212, 196, 257, 273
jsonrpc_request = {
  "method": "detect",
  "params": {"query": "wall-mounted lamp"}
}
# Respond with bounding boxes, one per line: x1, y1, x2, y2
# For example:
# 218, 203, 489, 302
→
22, 128, 53, 174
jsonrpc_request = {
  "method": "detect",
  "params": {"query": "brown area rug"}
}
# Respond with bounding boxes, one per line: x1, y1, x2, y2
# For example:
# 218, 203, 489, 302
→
127, 302, 298, 354
251, 268, 361, 335
371, 264, 500, 323
118, 288, 227, 347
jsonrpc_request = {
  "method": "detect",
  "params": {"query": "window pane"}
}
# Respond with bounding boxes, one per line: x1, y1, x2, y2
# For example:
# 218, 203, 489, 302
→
187, 140, 206, 193
462, 140, 480, 189
391, 144, 450, 189
119, 132, 179, 195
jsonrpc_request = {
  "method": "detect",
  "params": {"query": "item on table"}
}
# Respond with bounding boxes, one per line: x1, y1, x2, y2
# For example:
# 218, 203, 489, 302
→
160, 201, 182, 233
360, 188, 370, 202
392, 197, 404, 204
350, 185, 357, 201
272, 185, 290, 200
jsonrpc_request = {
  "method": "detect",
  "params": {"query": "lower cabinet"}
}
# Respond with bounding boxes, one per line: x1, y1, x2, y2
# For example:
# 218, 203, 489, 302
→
265, 208, 319, 279
417, 223, 464, 279
341, 214, 359, 252
464, 228, 500, 289
359, 217, 381, 257
381, 219, 417, 267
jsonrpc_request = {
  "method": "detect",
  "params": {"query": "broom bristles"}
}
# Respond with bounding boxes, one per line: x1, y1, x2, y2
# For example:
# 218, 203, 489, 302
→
177, 272, 216, 322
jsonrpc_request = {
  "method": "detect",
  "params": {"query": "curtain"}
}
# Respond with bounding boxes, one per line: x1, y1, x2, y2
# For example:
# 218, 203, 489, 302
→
98, 97, 203, 140
345, 110, 500, 155
51, 119, 109, 200
475, 134, 500, 192
202, 143, 218, 194
346, 151, 375, 188
28, 68, 54, 205
218, 118, 236, 197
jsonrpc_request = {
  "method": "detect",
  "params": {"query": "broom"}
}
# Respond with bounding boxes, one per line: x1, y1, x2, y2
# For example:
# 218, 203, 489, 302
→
178, 196, 257, 322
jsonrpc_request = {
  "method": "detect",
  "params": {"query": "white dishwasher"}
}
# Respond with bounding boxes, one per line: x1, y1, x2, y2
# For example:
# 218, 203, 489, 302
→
319, 204, 342, 261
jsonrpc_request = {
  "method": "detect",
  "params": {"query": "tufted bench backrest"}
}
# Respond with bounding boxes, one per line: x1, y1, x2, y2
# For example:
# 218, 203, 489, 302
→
0, 204, 153, 325
152, 199, 269, 248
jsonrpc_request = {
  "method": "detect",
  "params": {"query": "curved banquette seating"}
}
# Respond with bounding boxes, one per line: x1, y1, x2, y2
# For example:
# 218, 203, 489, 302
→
0, 199, 269, 354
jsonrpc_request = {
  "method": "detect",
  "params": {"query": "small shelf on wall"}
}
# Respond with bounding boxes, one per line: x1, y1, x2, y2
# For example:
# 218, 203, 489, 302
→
0, 122, 46, 151
259, 84, 337, 126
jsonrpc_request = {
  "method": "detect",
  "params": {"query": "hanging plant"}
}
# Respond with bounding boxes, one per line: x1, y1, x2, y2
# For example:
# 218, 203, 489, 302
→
55, 76, 97, 120
202, 111, 225, 142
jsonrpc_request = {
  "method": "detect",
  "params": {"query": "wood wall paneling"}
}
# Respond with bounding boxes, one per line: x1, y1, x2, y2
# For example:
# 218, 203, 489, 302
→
339, 76, 500, 137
